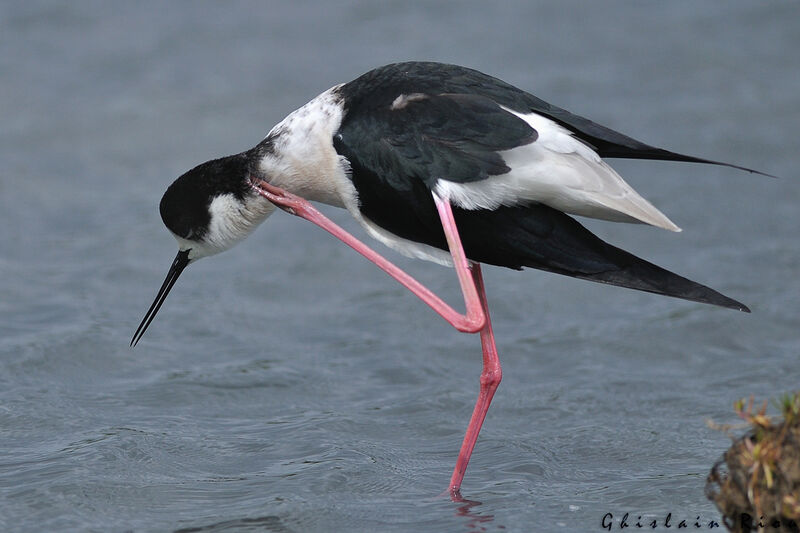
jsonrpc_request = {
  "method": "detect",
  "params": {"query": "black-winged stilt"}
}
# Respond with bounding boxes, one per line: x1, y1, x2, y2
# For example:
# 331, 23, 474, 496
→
132, 61, 768, 495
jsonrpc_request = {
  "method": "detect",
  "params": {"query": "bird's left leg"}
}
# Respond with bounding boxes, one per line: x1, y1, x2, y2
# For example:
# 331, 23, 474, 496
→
446, 262, 502, 496
431, 193, 503, 495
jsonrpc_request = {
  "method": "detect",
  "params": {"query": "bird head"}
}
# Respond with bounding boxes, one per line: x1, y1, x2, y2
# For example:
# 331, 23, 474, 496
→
131, 153, 275, 346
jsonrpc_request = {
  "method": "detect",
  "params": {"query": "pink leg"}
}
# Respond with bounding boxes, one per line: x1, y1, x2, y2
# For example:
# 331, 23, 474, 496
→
250, 179, 485, 333
250, 178, 501, 495
448, 263, 502, 495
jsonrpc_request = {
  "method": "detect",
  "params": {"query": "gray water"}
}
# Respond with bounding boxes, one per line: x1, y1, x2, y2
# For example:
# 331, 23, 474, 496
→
1, 2, 798, 531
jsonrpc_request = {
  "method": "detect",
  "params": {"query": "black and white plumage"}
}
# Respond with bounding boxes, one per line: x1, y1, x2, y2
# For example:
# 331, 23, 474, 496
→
132, 61, 767, 492
139, 60, 759, 338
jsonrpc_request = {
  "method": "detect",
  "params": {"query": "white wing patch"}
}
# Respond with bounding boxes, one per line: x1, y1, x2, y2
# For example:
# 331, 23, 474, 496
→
433, 109, 681, 232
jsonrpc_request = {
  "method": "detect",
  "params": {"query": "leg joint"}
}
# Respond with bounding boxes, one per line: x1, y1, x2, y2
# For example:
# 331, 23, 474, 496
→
480, 365, 502, 388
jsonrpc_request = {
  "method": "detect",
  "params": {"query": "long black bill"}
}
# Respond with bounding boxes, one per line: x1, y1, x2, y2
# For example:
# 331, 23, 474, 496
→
131, 249, 190, 347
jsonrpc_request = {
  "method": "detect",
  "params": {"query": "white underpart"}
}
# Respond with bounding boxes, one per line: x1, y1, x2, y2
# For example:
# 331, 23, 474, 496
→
352, 211, 455, 267
434, 109, 681, 232
177, 193, 276, 261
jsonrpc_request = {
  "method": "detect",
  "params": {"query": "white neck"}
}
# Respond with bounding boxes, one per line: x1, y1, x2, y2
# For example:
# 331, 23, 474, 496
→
257, 85, 355, 209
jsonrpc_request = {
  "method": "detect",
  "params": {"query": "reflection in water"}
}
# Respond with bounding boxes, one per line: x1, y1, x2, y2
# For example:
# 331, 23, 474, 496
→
451, 493, 499, 532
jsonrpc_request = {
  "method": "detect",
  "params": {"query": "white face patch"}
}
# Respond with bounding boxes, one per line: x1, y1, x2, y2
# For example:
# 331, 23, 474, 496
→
177, 192, 276, 261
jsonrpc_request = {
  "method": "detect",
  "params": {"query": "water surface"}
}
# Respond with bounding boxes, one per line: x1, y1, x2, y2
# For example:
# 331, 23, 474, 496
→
1, 2, 798, 531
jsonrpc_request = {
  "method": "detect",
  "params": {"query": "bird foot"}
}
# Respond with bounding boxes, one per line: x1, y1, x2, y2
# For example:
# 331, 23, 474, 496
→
248, 177, 314, 218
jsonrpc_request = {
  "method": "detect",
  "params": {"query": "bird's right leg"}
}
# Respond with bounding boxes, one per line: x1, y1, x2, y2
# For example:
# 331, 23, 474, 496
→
249, 178, 486, 333
251, 179, 500, 497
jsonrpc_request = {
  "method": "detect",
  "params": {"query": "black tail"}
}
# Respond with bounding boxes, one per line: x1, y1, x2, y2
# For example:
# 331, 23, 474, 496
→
598, 144, 776, 180
556, 242, 750, 312
456, 204, 750, 312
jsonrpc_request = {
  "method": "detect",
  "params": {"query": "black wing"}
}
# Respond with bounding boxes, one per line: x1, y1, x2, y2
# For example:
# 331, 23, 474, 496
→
339, 61, 772, 176
332, 63, 749, 311
335, 91, 537, 189
336, 137, 749, 312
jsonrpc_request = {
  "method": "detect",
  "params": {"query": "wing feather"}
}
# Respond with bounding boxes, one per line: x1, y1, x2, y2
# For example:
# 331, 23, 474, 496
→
336, 92, 537, 190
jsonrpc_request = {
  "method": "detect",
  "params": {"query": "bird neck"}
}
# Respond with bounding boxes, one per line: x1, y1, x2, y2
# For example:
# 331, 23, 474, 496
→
253, 85, 353, 209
